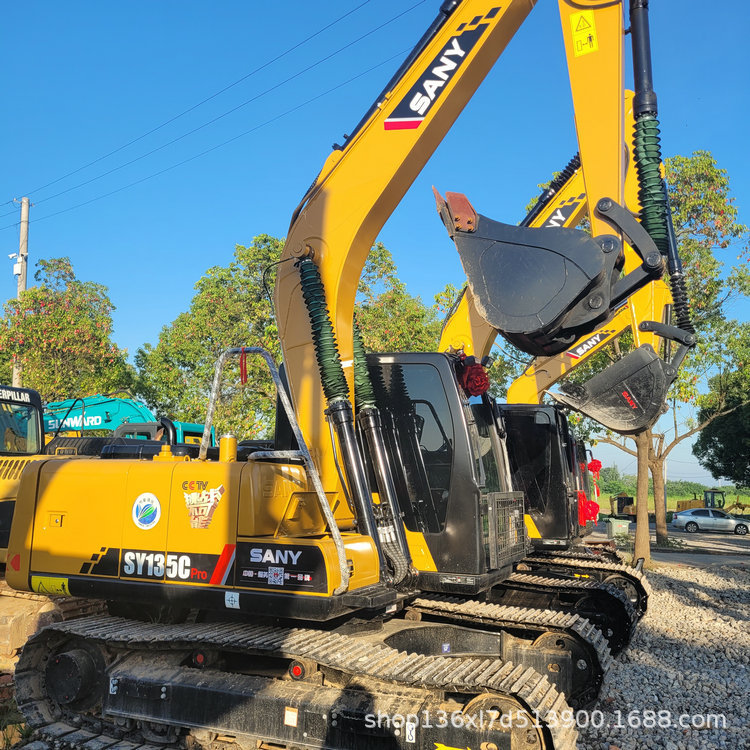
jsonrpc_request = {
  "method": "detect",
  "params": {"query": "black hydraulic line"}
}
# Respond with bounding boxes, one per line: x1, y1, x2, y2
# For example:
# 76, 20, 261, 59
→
325, 400, 384, 560
297, 259, 387, 578
629, 0, 694, 334
353, 323, 413, 584
520, 153, 580, 228
664, 206, 694, 333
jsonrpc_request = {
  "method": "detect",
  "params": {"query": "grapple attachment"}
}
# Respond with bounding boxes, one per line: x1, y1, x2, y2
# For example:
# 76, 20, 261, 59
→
434, 189, 665, 357
550, 322, 695, 434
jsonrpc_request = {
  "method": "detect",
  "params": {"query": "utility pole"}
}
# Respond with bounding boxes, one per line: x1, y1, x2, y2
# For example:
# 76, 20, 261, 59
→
11, 197, 30, 387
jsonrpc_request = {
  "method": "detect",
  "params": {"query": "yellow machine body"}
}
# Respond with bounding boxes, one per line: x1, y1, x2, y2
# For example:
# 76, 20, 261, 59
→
7, 449, 378, 608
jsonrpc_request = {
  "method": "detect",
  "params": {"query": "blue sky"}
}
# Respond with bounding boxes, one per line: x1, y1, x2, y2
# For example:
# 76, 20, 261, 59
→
2, 1, 748, 482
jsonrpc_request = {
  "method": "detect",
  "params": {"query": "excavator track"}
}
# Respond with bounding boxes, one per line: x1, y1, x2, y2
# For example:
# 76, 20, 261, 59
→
0, 580, 106, 669
15, 615, 579, 750
536, 543, 624, 565
489, 573, 637, 654
521, 555, 651, 618
405, 595, 612, 707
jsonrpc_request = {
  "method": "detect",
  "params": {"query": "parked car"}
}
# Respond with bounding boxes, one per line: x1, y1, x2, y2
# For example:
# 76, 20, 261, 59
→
672, 507, 749, 536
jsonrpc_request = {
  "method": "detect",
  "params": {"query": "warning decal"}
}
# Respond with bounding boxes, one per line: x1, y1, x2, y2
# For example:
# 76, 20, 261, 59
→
31, 576, 70, 596
570, 11, 599, 57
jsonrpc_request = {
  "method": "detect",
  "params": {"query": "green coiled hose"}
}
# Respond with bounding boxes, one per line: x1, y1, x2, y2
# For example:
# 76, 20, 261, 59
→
352, 321, 376, 409
633, 115, 668, 256
297, 258, 349, 402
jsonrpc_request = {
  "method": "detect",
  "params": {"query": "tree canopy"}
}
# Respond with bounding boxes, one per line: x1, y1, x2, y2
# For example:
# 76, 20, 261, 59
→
135, 235, 284, 438
0, 257, 132, 400
693, 367, 750, 488
135, 237, 444, 438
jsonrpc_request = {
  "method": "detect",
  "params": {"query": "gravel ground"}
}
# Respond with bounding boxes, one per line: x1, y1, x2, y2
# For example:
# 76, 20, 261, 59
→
578, 561, 750, 750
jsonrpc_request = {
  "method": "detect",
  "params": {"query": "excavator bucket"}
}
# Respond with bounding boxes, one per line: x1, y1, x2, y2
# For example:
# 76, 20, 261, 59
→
434, 189, 664, 357
550, 319, 696, 434
549, 345, 673, 434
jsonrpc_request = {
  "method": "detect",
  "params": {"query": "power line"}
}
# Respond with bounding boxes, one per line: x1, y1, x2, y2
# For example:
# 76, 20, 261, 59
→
0, 49, 409, 232
21, 0, 426, 212
10, 1, 376, 202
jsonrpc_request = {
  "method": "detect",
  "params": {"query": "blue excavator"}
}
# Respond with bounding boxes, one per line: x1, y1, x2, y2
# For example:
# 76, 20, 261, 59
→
43, 392, 211, 447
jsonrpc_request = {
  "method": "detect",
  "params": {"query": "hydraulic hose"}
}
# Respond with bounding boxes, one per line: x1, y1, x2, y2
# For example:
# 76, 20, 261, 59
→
297, 258, 386, 578
352, 320, 376, 409
297, 258, 350, 401
353, 323, 413, 585
520, 153, 581, 227
629, 0, 694, 333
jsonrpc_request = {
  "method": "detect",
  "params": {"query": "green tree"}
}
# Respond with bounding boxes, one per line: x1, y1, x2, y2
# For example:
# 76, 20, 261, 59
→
693, 369, 750, 488
135, 235, 284, 438
136, 237, 444, 438
0, 257, 133, 400
598, 465, 626, 495
355, 242, 443, 351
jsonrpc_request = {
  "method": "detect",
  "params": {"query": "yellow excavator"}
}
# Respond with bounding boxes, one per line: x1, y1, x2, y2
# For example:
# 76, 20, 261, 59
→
0, 386, 105, 670
7, 2, 694, 749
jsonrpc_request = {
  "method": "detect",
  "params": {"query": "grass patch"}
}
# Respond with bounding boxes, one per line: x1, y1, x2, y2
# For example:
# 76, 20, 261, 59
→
0, 702, 32, 749
613, 532, 634, 551
655, 536, 687, 550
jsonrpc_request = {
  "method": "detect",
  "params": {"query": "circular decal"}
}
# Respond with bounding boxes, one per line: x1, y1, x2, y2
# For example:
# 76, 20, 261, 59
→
132, 493, 161, 530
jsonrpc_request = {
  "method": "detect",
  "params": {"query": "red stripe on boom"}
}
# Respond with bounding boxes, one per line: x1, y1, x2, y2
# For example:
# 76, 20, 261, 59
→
384, 119, 423, 130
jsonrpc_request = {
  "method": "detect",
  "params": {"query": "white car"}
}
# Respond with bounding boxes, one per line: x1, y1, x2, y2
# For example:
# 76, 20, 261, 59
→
672, 508, 749, 536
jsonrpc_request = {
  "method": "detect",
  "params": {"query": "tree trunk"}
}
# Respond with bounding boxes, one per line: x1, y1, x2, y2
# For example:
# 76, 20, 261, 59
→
652, 458, 668, 546
633, 431, 651, 565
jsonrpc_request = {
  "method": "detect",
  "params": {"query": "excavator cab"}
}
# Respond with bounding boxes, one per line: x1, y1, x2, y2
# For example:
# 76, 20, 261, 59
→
500, 404, 580, 551
0, 387, 43, 457
366, 352, 526, 592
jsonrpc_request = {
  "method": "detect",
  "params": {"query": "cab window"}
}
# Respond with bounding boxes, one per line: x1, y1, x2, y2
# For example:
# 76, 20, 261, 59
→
1, 403, 42, 455
370, 362, 454, 532
470, 403, 502, 493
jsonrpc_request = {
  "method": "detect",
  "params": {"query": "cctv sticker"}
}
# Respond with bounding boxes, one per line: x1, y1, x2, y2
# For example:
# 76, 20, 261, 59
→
132, 493, 161, 530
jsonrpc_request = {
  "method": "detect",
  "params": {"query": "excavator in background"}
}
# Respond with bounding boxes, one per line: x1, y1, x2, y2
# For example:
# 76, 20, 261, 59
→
0, 388, 216, 667
675, 488, 726, 514
436, 128, 687, 613
1, 385, 45, 557
0, 386, 104, 669
44, 393, 214, 448
7, 2, 694, 749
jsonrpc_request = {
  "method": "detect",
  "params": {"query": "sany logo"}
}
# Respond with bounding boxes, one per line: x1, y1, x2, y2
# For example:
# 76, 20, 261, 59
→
250, 548, 302, 566
566, 330, 614, 359
384, 21, 489, 131
621, 390, 639, 410
545, 201, 583, 228
407, 38, 466, 116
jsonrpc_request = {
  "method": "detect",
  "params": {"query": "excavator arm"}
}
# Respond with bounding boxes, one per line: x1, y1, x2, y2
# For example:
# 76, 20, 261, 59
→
439, 94, 694, 434
276, 0, 682, 501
